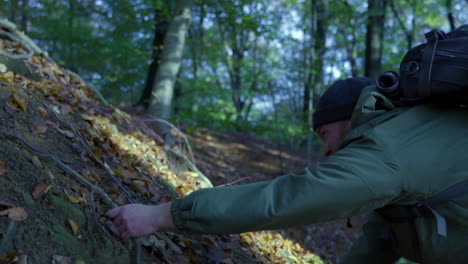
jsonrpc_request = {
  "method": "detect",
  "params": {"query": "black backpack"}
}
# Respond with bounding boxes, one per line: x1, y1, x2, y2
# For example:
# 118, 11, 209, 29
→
373, 25, 468, 262
376, 24, 468, 105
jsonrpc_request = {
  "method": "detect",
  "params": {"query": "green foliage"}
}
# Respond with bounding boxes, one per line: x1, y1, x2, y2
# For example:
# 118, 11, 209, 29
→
1, 0, 465, 150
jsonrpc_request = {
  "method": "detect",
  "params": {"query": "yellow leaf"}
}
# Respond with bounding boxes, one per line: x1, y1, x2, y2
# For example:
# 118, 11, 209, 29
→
68, 219, 80, 235
0, 72, 15, 83
90, 170, 102, 183
81, 114, 94, 121
13, 94, 27, 111
66, 195, 80, 204
66, 195, 87, 206
130, 180, 147, 194
6, 97, 19, 111
184, 171, 199, 178
37, 106, 48, 116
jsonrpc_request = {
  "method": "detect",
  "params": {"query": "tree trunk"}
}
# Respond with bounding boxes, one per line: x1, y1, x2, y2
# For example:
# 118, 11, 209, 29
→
67, 0, 76, 72
8, 0, 18, 24
365, 0, 387, 78
136, 8, 169, 109
147, 0, 194, 121
446, 0, 456, 30
20, 0, 29, 33
307, 0, 328, 166
188, 2, 206, 79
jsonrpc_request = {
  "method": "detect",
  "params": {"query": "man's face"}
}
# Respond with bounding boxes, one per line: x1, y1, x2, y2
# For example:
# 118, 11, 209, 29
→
316, 119, 351, 158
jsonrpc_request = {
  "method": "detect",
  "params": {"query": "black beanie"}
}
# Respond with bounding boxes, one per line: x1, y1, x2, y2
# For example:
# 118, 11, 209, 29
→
313, 77, 375, 131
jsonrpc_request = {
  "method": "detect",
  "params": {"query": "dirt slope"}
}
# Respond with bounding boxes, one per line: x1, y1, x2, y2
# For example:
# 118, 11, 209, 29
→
0, 19, 323, 264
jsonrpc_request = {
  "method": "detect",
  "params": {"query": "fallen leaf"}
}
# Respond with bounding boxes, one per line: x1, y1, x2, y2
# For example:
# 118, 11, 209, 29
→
8, 207, 28, 221
66, 195, 80, 204
66, 195, 87, 206
184, 171, 199, 178
32, 183, 52, 199
6, 98, 19, 111
81, 114, 94, 121
31, 156, 43, 168
37, 106, 48, 116
68, 219, 80, 235
90, 170, 102, 183
13, 94, 28, 111
130, 180, 147, 194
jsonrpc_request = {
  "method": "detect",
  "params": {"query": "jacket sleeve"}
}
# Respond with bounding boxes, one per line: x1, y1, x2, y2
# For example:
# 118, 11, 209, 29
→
340, 213, 400, 264
171, 136, 403, 234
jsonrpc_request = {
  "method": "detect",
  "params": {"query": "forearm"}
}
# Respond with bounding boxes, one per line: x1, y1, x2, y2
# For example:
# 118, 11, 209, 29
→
155, 202, 175, 229
171, 166, 392, 234
170, 137, 403, 234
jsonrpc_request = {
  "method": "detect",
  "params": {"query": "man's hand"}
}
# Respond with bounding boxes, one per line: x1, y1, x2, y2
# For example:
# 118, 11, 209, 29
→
107, 202, 174, 239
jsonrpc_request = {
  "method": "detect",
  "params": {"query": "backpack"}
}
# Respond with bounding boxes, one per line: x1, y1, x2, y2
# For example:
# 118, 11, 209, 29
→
376, 24, 468, 106
373, 25, 468, 261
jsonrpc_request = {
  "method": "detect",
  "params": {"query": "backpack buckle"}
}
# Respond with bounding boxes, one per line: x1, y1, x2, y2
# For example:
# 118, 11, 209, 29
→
410, 203, 432, 217
425, 30, 439, 43
425, 29, 448, 43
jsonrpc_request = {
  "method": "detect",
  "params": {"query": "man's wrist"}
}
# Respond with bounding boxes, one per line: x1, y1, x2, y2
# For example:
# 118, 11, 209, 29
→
152, 202, 174, 230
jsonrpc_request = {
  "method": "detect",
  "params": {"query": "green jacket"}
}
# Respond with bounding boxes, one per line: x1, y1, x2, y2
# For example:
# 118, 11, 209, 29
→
171, 86, 468, 264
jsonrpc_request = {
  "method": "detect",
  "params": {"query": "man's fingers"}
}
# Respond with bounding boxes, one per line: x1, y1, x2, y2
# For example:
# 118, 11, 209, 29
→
107, 207, 121, 218
109, 223, 119, 235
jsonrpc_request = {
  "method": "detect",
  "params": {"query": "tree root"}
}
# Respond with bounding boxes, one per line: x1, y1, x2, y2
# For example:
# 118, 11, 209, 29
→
0, 132, 146, 264
0, 30, 34, 60
164, 148, 212, 188
142, 117, 196, 165
0, 132, 117, 208
0, 80, 137, 204
0, 18, 52, 61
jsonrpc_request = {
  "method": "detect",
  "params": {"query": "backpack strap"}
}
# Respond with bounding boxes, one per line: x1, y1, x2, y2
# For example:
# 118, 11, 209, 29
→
418, 30, 447, 97
375, 177, 468, 237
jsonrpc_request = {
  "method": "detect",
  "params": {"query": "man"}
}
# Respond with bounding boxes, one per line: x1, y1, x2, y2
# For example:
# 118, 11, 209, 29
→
108, 77, 468, 264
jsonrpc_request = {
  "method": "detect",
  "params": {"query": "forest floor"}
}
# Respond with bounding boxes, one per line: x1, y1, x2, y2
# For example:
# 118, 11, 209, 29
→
184, 128, 367, 264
